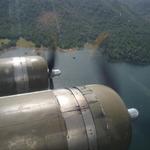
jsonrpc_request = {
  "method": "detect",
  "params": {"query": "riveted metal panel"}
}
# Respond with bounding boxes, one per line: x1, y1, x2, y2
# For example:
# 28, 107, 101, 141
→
69, 88, 98, 150
54, 89, 89, 150
54, 89, 79, 113
13, 57, 29, 93
0, 84, 132, 150
26, 56, 48, 92
0, 56, 48, 96
77, 85, 132, 150
0, 58, 17, 96
20, 57, 29, 91
0, 90, 68, 150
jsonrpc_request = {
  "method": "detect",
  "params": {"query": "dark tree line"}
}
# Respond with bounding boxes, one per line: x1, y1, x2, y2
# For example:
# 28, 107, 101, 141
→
0, 0, 150, 64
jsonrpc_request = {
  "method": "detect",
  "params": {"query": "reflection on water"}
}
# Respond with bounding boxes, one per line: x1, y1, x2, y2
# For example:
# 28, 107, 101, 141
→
0, 48, 150, 150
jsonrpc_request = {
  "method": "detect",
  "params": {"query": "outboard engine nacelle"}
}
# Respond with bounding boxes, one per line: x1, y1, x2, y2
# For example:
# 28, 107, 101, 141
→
0, 56, 48, 96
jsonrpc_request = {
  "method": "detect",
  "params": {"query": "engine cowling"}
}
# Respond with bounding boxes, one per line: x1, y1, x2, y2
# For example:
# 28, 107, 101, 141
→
0, 84, 131, 150
0, 56, 48, 96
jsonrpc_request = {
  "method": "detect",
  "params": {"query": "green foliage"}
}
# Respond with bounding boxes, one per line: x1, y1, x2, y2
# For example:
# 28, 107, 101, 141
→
0, 39, 16, 50
0, 0, 150, 64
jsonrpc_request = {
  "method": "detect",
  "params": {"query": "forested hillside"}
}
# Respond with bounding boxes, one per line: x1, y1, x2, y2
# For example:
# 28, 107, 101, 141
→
119, 0, 150, 21
0, 0, 150, 64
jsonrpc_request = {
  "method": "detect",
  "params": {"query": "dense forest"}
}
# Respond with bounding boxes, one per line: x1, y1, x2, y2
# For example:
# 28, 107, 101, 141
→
120, 0, 150, 21
0, 0, 150, 64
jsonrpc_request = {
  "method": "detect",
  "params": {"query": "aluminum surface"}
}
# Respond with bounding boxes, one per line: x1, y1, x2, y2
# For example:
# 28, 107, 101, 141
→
0, 90, 68, 150
0, 84, 132, 150
13, 57, 29, 93
54, 89, 89, 150
80, 85, 132, 150
69, 88, 98, 150
20, 57, 29, 91
13, 57, 25, 93
0, 56, 48, 96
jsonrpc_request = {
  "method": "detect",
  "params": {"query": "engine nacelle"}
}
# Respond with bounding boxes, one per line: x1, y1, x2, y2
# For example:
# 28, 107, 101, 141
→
0, 56, 48, 96
0, 84, 131, 150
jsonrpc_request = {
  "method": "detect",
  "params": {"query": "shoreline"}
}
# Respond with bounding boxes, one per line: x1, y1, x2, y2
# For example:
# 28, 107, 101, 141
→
0, 46, 150, 65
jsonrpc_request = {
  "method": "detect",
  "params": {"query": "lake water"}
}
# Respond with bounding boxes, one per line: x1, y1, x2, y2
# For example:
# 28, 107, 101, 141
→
0, 48, 150, 150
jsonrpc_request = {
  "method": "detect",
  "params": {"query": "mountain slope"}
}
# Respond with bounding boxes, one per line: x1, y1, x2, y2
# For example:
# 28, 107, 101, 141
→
0, 0, 150, 64
119, 0, 150, 21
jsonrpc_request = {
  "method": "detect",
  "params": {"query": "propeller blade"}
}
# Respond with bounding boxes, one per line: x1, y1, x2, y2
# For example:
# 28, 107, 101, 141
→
47, 49, 56, 89
49, 77, 54, 89
101, 58, 120, 93
45, 26, 58, 89
47, 48, 56, 73
94, 52, 120, 94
